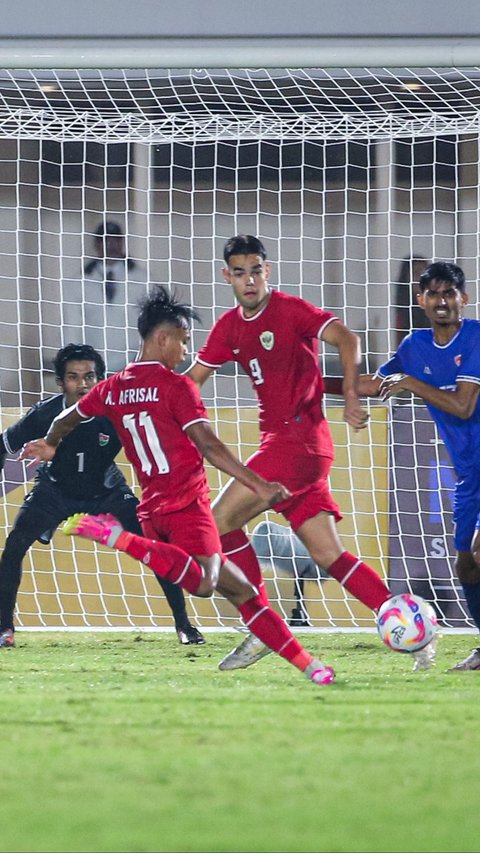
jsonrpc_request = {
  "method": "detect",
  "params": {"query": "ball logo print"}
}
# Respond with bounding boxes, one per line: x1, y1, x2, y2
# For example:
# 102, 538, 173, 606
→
390, 622, 408, 646
376, 593, 437, 653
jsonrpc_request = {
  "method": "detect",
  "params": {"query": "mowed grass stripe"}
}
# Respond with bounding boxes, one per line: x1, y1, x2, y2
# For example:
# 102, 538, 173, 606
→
0, 632, 478, 853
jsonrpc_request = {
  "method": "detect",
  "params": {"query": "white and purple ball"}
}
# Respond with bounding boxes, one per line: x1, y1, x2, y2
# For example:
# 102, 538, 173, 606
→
376, 593, 438, 653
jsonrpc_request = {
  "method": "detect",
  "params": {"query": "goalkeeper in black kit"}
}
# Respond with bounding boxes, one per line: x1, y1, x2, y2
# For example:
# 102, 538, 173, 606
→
0, 344, 204, 648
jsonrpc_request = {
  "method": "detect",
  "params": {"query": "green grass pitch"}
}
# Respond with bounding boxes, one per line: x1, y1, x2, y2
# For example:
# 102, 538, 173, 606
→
1, 631, 480, 853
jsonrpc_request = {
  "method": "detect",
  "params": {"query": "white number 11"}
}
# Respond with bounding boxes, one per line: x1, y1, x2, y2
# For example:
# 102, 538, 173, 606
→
122, 412, 170, 475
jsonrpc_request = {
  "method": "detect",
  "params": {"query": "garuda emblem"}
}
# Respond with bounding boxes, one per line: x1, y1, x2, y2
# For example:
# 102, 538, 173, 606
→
260, 331, 274, 351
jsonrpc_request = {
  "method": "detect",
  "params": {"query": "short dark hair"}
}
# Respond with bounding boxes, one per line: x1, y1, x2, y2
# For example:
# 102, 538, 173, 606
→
223, 235, 267, 265
418, 261, 466, 293
137, 286, 200, 340
53, 344, 106, 381
94, 220, 123, 238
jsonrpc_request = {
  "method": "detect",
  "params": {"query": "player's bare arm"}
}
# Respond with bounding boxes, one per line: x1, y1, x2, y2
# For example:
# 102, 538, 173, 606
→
186, 421, 291, 508
20, 405, 85, 462
324, 373, 382, 397
321, 321, 369, 431
380, 374, 480, 419
185, 362, 214, 389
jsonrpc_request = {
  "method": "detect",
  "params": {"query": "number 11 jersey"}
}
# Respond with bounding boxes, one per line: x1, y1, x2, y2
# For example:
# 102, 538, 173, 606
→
76, 361, 210, 515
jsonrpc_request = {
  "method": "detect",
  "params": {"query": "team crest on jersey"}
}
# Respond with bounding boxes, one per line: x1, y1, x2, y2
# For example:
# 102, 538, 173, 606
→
98, 433, 110, 446
260, 331, 274, 351
454, 354, 462, 366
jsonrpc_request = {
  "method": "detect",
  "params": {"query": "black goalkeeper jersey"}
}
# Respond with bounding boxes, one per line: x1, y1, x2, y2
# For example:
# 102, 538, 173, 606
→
1, 393, 127, 499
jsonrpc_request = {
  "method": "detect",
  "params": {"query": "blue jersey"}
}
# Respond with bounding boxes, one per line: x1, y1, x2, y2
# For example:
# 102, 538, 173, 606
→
378, 318, 480, 478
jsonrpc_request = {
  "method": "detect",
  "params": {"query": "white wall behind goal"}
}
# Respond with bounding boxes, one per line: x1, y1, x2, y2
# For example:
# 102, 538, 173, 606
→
1, 1, 479, 68
0, 143, 477, 406
2, 0, 479, 38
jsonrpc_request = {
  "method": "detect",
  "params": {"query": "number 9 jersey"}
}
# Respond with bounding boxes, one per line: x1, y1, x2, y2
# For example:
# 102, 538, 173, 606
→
195, 289, 338, 450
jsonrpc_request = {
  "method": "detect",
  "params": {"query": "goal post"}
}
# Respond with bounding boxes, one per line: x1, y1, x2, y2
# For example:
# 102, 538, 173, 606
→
0, 66, 477, 632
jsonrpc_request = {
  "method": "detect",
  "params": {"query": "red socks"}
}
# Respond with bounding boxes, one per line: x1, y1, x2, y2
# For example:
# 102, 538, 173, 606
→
327, 551, 390, 611
238, 595, 312, 669
117, 529, 317, 674
221, 530, 270, 605
116, 531, 204, 595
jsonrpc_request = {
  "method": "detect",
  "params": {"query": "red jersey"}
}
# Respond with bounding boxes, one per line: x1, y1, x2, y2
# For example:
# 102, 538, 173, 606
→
196, 290, 338, 445
76, 361, 210, 515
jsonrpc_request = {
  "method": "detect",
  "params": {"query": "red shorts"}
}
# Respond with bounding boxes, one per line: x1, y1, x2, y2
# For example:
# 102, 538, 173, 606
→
246, 427, 342, 531
138, 493, 223, 557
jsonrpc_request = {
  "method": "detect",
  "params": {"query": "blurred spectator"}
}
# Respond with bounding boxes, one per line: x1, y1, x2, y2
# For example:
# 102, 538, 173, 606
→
61, 220, 148, 374
393, 255, 430, 348
82, 220, 148, 372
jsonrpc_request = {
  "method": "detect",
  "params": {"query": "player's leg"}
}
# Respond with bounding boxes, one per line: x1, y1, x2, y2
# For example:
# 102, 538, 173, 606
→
294, 496, 440, 672
96, 487, 205, 644
214, 429, 331, 610
252, 519, 320, 625
219, 516, 391, 672
248, 433, 392, 610
218, 481, 392, 671
446, 550, 480, 670
219, 521, 313, 669
214, 436, 336, 622
212, 448, 335, 671
0, 484, 67, 645
216, 464, 390, 671
147, 495, 334, 685
448, 480, 480, 670
212, 477, 272, 605
211, 557, 334, 685
180, 496, 334, 684
63, 512, 216, 597
295, 512, 391, 612
63, 506, 333, 683
0, 521, 35, 644
210, 479, 278, 669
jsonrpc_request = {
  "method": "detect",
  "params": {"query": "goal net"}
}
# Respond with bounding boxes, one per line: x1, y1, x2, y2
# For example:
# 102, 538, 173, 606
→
0, 66, 478, 632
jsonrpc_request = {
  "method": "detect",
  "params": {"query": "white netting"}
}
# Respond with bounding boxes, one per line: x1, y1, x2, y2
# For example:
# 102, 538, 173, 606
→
0, 67, 478, 631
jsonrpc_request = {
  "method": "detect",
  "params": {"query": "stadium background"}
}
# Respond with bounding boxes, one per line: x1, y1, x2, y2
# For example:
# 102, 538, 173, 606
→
0, 0, 477, 631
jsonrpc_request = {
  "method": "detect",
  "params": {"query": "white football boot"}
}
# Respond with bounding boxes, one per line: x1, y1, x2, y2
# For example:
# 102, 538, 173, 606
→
412, 634, 438, 671
218, 632, 273, 671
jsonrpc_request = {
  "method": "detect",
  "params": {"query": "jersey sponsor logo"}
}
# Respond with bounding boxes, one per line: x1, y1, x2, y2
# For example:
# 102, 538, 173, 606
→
454, 354, 462, 366
260, 330, 274, 351
98, 433, 110, 446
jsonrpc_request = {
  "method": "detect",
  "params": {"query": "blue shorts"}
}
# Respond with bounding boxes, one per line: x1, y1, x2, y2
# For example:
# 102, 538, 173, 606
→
453, 469, 480, 552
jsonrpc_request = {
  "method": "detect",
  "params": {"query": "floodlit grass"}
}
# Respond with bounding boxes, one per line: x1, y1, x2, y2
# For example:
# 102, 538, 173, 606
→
0, 631, 479, 853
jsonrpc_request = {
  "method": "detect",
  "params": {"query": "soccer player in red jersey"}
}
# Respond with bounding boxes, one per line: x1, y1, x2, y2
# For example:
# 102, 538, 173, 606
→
21, 286, 335, 686
187, 234, 393, 670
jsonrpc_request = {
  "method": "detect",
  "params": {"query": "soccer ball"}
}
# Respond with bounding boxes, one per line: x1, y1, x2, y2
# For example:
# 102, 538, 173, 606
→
376, 593, 438, 653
